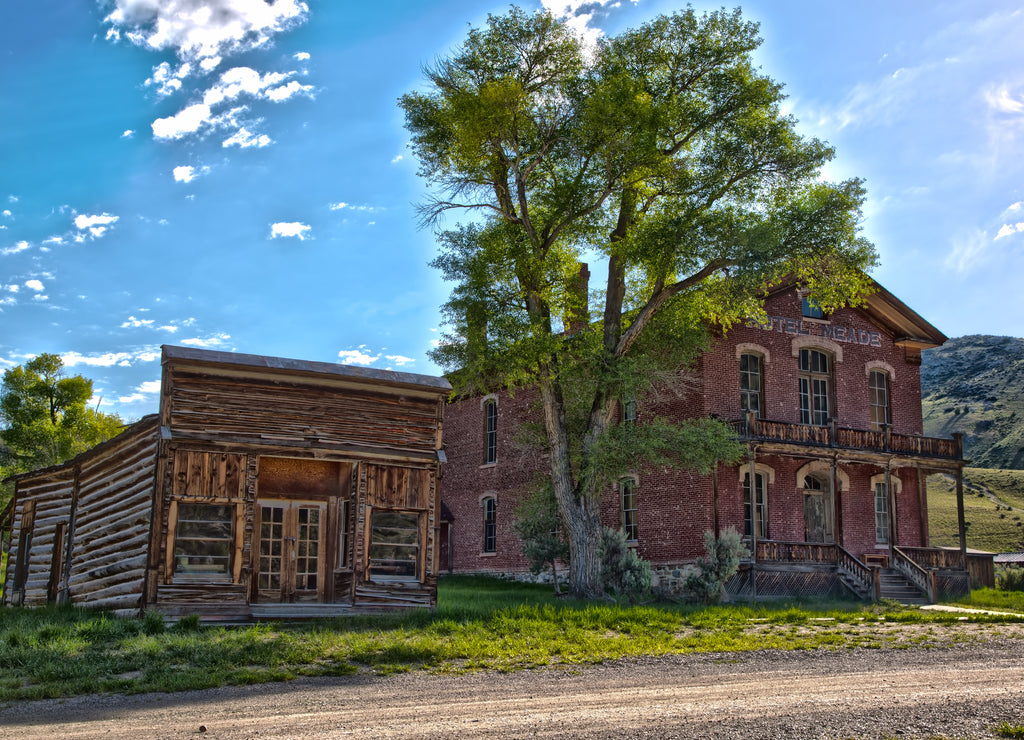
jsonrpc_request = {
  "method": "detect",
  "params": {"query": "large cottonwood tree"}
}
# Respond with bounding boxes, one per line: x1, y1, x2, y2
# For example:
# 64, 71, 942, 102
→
402, 7, 877, 598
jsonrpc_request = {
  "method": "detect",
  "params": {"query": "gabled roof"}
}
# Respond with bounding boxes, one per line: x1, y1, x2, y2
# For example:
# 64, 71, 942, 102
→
859, 279, 947, 351
162, 345, 452, 395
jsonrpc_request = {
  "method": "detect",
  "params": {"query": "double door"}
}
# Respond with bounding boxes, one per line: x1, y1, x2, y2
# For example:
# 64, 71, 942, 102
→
254, 500, 326, 603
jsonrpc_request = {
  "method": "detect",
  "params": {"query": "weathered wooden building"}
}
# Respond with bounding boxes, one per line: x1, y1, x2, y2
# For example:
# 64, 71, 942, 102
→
441, 279, 977, 602
2, 346, 450, 619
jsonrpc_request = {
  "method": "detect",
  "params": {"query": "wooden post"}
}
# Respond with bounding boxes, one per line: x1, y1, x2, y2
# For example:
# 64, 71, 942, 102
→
917, 465, 929, 547
955, 465, 967, 571
748, 444, 758, 603
886, 461, 896, 563
830, 457, 840, 548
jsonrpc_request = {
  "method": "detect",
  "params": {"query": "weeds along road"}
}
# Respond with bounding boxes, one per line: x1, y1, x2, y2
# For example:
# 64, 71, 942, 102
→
2, 638, 1023, 739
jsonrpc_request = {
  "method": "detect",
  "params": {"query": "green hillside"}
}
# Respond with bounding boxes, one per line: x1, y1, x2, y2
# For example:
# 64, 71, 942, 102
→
921, 335, 1024, 470
928, 468, 1024, 553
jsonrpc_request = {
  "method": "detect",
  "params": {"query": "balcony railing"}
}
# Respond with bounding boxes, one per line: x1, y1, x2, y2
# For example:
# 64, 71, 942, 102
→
727, 417, 962, 461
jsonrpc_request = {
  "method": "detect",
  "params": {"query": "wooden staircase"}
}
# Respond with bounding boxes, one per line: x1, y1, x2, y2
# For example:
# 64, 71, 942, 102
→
877, 567, 929, 605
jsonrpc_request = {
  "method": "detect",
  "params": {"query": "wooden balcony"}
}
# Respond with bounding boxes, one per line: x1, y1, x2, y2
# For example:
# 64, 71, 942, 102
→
726, 417, 963, 463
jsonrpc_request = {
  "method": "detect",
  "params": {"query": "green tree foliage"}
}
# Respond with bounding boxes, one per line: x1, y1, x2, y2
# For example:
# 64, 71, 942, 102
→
402, 7, 877, 598
684, 527, 750, 604
1, 353, 124, 481
513, 484, 570, 594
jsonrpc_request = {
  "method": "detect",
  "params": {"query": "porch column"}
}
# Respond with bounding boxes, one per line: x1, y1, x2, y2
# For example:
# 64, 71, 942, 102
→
886, 461, 896, 563
748, 444, 758, 602
956, 464, 967, 570
830, 457, 841, 547
917, 465, 929, 547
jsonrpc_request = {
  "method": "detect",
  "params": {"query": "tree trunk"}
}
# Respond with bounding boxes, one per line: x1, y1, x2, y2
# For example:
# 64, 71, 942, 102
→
536, 367, 605, 599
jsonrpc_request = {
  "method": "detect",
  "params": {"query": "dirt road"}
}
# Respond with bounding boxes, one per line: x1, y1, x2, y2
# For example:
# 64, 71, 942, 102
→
2, 641, 1023, 739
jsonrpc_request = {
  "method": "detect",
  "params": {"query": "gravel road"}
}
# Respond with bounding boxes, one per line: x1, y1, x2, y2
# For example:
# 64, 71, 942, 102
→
2, 638, 1023, 739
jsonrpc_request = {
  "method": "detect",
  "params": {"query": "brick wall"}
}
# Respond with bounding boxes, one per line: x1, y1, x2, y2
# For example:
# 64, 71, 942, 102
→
441, 285, 935, 577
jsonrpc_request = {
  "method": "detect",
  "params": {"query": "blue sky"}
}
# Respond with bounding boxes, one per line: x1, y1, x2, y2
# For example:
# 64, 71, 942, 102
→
2, 0, 1022, 421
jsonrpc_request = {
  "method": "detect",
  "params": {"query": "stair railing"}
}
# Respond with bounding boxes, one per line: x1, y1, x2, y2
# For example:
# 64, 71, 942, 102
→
892, 546, 937, 603
836, 545, 874, 599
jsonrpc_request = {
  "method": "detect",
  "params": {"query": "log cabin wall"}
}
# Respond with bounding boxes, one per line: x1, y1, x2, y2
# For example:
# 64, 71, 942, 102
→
2, 416, 160, 612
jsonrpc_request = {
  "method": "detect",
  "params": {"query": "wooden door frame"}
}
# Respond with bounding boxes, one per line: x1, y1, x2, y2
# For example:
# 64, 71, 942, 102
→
252, 499, 328, 604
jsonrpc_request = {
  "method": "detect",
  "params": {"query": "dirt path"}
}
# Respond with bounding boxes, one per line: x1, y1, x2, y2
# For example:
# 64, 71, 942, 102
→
2, 640, 1024, 739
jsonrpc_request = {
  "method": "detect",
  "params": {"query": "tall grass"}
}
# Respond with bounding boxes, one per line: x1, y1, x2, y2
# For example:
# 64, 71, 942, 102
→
1, 575, 1022, 703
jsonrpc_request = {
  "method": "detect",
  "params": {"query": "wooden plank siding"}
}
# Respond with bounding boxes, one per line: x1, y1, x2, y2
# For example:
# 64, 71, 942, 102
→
165, 371, 441, 460
2, 416, 160, 612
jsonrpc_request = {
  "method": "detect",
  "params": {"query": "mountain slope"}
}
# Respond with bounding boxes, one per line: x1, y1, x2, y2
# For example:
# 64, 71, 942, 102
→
921, 335, 1024, 470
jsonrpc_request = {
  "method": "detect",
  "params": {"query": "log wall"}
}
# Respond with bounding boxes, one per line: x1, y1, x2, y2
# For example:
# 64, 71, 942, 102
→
3, 417, 160, 613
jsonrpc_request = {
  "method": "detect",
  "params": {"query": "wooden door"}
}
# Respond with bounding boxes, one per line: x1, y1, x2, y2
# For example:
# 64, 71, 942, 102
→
804, 493, 826, 543
254, 500, 326, 603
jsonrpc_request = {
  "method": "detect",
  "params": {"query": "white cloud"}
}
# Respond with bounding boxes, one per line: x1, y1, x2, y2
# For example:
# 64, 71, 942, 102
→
1, 240, 30, 256
2, 209, 11, 218
203, 66, 286, 106
121, 315, 155, 328
152, 103, 213, 139
945, 228, 990, 273
385, 354, 415, 367
122, 129, 135, 138
995, 222, 1024, 239
173, 165, 210, 183
104, 0, 309, 68
180, 333, 231, 348
117, 379, 163, 405
73, 212, 119, 238
390, 154, 403, 164
222, 127, 272, 148
338, 347, 380, 366
61, 351, 133, 368
265, 80, 313, 102
25, 279, 44, 291
985, 83, 1024, 115
329, 202, 379, 212
270, 221, 310, 240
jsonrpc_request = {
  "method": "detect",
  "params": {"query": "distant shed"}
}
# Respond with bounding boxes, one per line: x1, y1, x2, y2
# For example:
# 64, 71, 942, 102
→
3, 345, 451, 619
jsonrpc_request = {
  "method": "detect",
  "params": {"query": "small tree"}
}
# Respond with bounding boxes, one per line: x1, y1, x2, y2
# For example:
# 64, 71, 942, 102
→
514, 484, 570, 594
600, 527, 652, 603
684, 527, 750, 604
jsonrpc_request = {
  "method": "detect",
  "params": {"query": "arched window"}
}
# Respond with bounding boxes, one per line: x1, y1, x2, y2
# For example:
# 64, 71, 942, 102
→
482, 496, 497, 553
868, 370, 891, 431
743, 472, 768, 539
483, 398, 498, 464
619, 478, 639, 541
739, 353, 763, 418
799, 348, 832, 426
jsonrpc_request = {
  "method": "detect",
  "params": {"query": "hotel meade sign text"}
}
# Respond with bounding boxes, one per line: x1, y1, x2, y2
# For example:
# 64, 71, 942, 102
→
748, 316, 883, 348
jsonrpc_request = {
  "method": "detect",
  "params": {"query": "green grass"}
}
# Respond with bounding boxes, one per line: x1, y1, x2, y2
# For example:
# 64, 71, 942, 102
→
2, 575, 1024, 703
929, 469, 1024, 553
955, 587, 1024, 613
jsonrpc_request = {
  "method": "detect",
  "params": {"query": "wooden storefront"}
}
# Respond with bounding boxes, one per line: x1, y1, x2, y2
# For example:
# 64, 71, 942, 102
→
3, 345, 451, 620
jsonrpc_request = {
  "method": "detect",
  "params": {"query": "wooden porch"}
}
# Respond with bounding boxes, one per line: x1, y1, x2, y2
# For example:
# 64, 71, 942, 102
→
727, 418, 963, 463
745, 540, 973, 603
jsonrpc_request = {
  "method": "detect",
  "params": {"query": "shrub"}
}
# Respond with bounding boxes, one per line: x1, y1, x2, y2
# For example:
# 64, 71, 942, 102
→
683, 527, 750, 604
997, 567, 1024, 592
600, 527, 652, 603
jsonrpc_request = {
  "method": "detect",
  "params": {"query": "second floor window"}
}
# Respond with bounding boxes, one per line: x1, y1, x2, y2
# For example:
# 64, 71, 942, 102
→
869, 370, 891, 431
621, 395, 637, 423
620, 478, 639, 542
799, 348, 831, 426
483, 399, 497, 464
482, 497, 496, 553
739, 353, 762, 418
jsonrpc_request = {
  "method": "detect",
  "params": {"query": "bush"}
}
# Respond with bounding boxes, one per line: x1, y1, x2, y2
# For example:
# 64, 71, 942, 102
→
513, 485, 569, 594
684, 527, 750, 604
997, 567, 1024, 592
600, 527, 652, 603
